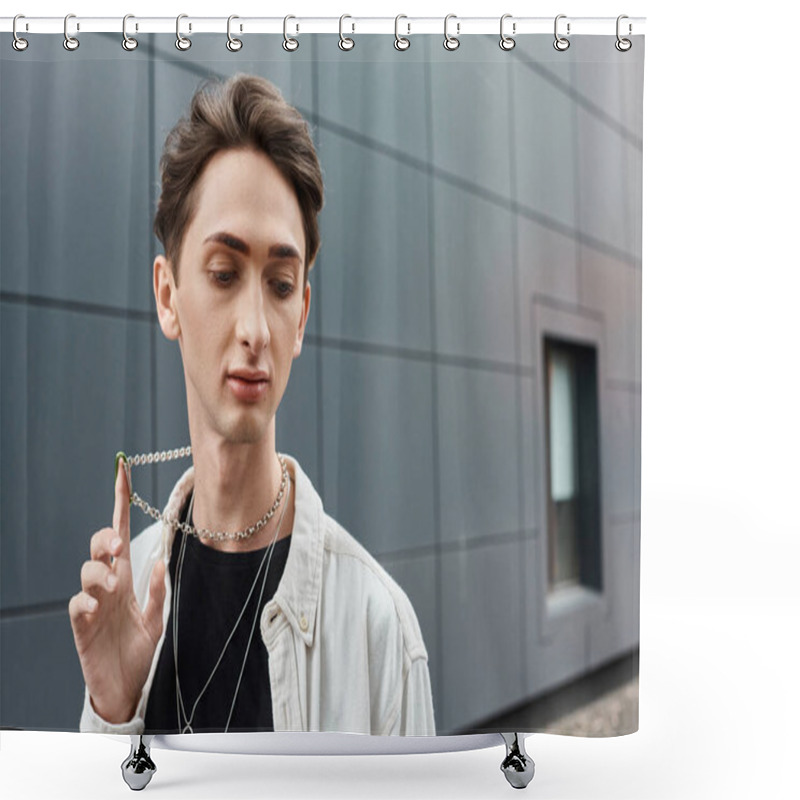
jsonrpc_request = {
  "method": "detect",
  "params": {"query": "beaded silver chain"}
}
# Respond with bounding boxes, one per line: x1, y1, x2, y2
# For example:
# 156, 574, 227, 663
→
119, 446, 289, 543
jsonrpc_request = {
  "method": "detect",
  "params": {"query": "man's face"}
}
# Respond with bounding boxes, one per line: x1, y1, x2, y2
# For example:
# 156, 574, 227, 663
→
155, 147, 311, 447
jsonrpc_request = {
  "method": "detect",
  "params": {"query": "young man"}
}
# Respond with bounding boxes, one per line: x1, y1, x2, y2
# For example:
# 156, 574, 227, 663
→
69, 74, 435, 736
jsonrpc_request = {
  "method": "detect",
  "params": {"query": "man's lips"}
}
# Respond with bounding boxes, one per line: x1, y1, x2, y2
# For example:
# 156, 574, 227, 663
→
228, 369, 270, 382
227, 370, 270, 402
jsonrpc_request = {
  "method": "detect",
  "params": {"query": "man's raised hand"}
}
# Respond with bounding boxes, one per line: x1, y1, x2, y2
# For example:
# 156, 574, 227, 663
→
69, 455, 166, 724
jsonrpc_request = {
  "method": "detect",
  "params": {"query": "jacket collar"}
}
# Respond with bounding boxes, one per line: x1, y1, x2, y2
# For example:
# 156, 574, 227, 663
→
158, 453, 324, 649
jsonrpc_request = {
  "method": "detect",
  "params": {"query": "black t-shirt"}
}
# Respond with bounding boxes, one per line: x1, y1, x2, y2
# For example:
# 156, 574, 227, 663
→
144, 493, 291, 734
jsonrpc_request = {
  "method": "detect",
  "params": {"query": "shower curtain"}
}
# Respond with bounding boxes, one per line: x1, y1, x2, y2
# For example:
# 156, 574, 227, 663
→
0, 21, 644, 740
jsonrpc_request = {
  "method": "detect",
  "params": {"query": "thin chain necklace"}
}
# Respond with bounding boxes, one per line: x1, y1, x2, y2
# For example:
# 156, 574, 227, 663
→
173, 483, 290, 734
117, 447, 289, 542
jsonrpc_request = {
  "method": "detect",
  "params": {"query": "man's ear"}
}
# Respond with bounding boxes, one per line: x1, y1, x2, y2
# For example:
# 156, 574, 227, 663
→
293, 281, 311, 358
153, 255, 181, 341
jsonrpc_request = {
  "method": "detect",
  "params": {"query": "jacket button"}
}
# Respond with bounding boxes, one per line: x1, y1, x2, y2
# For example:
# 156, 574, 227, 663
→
299, 613, 308, 632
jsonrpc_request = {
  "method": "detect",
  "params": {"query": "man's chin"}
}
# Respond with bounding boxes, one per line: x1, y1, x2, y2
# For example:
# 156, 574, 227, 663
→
218, 415, 272, 446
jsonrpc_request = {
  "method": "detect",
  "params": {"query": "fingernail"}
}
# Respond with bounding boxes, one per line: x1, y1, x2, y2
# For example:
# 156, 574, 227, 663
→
107, 574, 117, 590
87, 597, 98, 611
112, 537, 122, 551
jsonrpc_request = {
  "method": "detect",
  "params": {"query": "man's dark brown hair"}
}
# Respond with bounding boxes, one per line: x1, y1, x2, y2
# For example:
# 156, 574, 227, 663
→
153, 73, 324, 285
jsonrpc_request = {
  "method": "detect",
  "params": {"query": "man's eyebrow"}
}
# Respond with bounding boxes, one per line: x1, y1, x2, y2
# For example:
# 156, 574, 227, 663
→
202, 232, 302, 263
269, 243, 302, 262
203, 231, 250, 255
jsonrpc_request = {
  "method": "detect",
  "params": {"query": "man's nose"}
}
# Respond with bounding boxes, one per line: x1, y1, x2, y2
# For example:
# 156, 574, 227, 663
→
236, 279, 270, 352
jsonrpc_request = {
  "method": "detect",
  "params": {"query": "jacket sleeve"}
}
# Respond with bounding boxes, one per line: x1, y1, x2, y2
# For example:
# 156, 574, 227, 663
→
79, 687, 146, 734
399, 656, 436, 736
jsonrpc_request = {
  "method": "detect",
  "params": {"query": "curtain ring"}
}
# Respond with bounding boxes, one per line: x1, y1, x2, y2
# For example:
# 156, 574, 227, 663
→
176, 13, 192, 51
443, 14, 460, 51
227, 15, 243, 51
394, 14, 410, 51
122, 14, 138, 51
12, 15, 29, 52
615, 15, 632, 52
63, 13, 80, 51
283, 15, 299, 51
499, 14, 516, 51
553, 14, 570, 51
339, 14, 355, 51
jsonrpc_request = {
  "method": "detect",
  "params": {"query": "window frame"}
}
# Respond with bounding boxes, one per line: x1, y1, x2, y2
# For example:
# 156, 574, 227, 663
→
530, 296, 608, 641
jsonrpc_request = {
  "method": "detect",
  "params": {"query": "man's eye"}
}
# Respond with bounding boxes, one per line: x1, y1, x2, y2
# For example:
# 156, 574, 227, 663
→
212, 271, 235, 286
273, 281, 294, 298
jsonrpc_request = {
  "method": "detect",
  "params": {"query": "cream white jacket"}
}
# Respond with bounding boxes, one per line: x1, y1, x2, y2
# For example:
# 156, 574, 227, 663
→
80, 455, 436, 736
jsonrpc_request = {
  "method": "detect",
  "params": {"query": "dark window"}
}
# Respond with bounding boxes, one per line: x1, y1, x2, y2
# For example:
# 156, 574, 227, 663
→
543, 337, 603, 594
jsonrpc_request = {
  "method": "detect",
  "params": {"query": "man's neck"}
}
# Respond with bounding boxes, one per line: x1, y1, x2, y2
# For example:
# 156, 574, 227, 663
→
188, 437, 294, 553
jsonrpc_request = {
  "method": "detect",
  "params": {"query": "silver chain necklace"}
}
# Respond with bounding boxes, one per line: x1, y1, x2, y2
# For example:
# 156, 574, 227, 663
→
173, 480, 290, 734
117, 447, 289, 542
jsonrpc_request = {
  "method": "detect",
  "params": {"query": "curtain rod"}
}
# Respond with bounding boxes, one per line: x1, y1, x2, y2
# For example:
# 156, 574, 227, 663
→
1, 16, 646, 37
